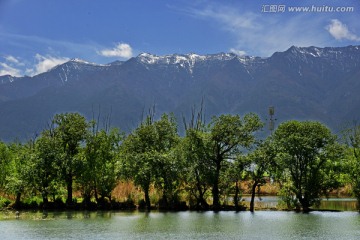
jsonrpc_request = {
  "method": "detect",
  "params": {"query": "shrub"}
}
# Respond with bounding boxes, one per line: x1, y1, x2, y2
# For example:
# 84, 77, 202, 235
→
0, 197, 11, 209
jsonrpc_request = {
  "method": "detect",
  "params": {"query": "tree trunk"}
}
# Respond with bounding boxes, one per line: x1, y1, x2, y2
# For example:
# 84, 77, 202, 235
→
302, 205, 310, 213
198, 194, 209, 210
250, 180, 258, 212
194, 170, 209, 210
144, 187, 151, 211
159, 194, 168, 210
212, 160, 221, 211
212, 180, 220, 211
42, 181, 49, 209
82, 194, 91, 210
14, 192, 21, 209
66, 173, 73, 207
42, 193, 49, 209
94, 187, 99, 203
195, 190, 209, 210
234, 181, 240, 210
300, 197, 310, 213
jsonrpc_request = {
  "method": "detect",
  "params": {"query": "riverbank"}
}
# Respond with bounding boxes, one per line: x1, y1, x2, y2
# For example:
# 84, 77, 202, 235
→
1, 181, 355, 212
1, 195, 358, 213
1, 200, 359, 222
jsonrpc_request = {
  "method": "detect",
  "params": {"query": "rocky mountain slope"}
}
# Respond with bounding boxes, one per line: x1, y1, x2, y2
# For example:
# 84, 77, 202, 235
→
1, 45, 360, 141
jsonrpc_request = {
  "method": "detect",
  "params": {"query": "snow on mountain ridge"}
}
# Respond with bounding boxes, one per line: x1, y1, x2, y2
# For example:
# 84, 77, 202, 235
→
0, 75, 16, 84
285, 45, 360, 60
2, 45, 359, 78
69, 58, 108, 66
136, 52, 263, 73
137, 52, 243, 63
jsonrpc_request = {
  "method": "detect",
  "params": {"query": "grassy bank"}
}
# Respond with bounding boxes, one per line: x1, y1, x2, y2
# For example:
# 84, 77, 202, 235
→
1, 181, 354, 212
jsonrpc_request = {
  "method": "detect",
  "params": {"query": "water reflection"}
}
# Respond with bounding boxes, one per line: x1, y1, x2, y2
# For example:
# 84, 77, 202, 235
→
240, 196, 358, 211
319, 198, 358, 211
1, 210, 360, 239
0, 197, 358, 222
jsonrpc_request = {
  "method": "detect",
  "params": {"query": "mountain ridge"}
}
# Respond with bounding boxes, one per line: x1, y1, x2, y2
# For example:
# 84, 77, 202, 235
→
0, 45, 359, 141
3, 44, 359, 80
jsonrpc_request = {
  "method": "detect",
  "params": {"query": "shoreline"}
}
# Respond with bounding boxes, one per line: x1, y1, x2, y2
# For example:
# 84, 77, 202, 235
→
0, 207, 357, 221
1, 196, 357, 214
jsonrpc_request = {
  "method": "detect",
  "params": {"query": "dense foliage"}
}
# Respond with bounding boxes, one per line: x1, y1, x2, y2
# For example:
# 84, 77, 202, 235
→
272, 121, 343, 212
0, 112, 358, 212
342, 123, 360, 206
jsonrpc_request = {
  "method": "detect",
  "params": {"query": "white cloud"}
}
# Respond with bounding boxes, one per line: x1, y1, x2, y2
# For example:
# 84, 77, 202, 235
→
98, 43, 133, 58
0, 32, 104, 63
326, 19, 360, 41
31, 54, 69, 75
0, 54, 70, 77
0, 55, 25, 76
5, 55, 20, 64
0, 62, 22, 77
230, 48, 246, 56
188, 5, 259, 31
25, 68, 34, 76
181, 3, 330, 56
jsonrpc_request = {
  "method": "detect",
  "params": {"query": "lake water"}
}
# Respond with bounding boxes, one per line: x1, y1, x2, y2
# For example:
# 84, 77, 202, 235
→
241, 196, 358, 211
1, 210, 360, 239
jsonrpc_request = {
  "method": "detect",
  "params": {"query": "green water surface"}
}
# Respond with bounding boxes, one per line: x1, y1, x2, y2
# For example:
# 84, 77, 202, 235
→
1, 210, 360, 240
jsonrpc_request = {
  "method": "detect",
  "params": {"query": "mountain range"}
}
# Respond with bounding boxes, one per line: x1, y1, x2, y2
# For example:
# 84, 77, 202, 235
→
1, 45, 360, 141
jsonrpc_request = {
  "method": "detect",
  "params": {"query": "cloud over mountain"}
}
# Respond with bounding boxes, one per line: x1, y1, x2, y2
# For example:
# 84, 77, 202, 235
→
31, 54, 70, 76
98, 43, 133, 58
0, 45, 360, 141
326, 19, 360, 41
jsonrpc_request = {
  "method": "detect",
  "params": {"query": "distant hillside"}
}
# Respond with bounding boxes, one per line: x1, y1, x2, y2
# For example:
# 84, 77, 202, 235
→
1, 45, 360, 141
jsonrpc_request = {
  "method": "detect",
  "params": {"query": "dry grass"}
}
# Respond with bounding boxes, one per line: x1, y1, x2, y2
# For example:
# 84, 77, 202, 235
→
239, 181, 280, 195
329, 184, 353, 197
110, 180, 354, 204
112, 181, 140, 201
0, 181, 354, 206
111, 181, 160, 203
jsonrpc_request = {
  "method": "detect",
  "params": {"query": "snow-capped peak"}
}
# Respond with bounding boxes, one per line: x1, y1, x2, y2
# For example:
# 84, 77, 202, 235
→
0, 75, 16, 84
137, 53, 161, 64
136, 52, 240, 65
284, 45, 360, 59
70, 58, 87, 63
69, 58, 105, 66
135, 52, 260, 74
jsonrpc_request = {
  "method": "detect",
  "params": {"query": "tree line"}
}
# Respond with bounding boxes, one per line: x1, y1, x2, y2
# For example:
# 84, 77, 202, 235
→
0, 110, 359, 213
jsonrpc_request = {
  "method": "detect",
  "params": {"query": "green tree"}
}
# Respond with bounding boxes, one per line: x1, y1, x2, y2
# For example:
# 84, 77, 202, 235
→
208, 113, 263, 211
81, 127, 123, 207
120, 113, 179, 211
273, 121, 343, 212
152, 115, 181, 209
0, 141, 11, 191
180, 105, 212, 210
246, 139, 276, 212
93, 129, 122, 203
52, 112, 88, 206
342, 122, 360, 210
29, 127, 61, 208
120, 117, 155, 211
76, 148, 94, 208
221, 155, 248, 210
180, 128, 213, 210
6, 141, 33, 208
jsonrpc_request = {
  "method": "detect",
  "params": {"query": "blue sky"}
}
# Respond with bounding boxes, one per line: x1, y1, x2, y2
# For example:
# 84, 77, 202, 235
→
0, 0, 359, 76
